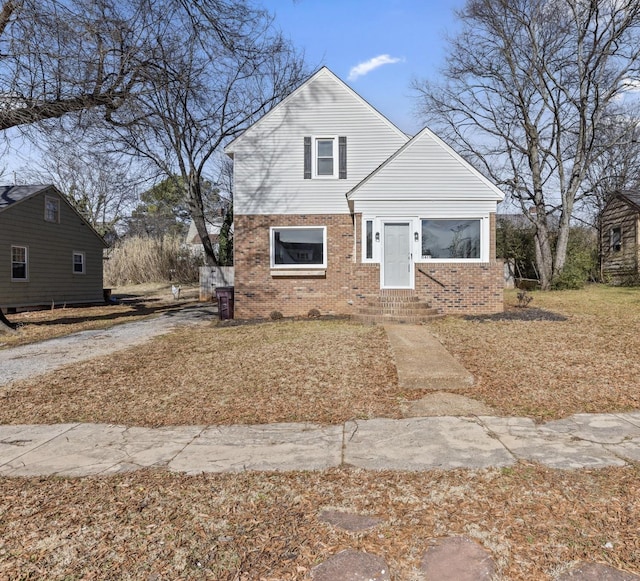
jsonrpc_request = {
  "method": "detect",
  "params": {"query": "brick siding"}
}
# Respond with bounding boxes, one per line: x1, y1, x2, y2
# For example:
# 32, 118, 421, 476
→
233, 213, 503, 318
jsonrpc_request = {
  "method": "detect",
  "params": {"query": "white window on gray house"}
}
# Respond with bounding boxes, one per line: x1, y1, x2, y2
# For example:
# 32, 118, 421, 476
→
304, 136, 347, 179
11, 245, 28, 281
73, 251, 86, 274
421, 219, 481, 259
271, 226, 326, 268
45, 196, 60, 223
611, 226, 622, 252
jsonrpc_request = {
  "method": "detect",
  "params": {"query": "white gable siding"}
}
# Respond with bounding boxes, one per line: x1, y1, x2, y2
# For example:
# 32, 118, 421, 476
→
347, 126, 503, 204
228, 69, 408, 215
353, 199, 497, 217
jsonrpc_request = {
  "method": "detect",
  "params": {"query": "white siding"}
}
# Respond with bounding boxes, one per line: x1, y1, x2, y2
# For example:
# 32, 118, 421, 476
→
353, 199, 497, 217
347, 126, 504, 204
228, 68, 408, 215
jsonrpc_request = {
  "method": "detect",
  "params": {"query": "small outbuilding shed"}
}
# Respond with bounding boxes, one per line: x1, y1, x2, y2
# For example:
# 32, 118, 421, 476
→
601, 191, 640, 285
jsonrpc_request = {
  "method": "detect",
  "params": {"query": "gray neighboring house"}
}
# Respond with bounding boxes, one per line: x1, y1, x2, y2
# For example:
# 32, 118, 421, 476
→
0, 184, 108, 311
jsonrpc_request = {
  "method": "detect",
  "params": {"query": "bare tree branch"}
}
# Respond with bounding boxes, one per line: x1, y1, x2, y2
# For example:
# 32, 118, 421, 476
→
415, 0, 640, 289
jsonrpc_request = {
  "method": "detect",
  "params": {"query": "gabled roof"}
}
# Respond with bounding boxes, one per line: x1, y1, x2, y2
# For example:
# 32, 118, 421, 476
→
616, 191, 640, 212
225, 66, 408, 154
0, 185, 49, 212
347, 125, 504, 202
0, 184, 108, 246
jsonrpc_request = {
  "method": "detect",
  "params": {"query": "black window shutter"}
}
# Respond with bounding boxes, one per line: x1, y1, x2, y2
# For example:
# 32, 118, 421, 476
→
339, 136, 347, 179
304, 136, 311, 179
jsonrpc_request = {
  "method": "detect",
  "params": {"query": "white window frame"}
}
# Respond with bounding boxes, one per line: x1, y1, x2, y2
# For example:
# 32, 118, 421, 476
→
417, 217, 488, 263
270, 226, 327, 269
72, 251, 86, 274
313, 136, 338, 179
11, 245, 28, 282
44, 195, 60, 223
362, 217, 376, 262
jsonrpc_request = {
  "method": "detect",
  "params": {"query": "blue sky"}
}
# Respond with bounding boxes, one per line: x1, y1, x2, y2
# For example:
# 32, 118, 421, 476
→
263, 0, 465, 134
2, 0, 464, 178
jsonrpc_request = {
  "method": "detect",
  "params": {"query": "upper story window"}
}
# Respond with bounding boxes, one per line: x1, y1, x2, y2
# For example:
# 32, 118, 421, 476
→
421, 219, 481, 260
316, 138, 335, 176
304, 136, 347, 180
73, 251, 86, 274
45, 196, 60, 223
11, 245, 28, 281
611, 226, 622, 252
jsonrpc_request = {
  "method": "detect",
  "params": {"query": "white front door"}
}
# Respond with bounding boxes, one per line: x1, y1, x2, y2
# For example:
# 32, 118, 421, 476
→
382, 222, 412, 288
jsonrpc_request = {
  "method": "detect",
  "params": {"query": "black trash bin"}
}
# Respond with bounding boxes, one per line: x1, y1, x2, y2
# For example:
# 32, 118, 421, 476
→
215, 286, 235, 320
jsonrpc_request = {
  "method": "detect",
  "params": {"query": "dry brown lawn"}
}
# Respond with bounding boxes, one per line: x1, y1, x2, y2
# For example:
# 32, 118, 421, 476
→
2, 464, 640, 580
3, 285, 640, 579
3, 283, 640, 425
0, 319, 400, 426
428, 285, 640, 421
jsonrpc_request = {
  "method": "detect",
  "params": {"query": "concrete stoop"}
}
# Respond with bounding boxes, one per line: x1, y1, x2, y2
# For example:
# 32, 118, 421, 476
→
353, 291, 443, 325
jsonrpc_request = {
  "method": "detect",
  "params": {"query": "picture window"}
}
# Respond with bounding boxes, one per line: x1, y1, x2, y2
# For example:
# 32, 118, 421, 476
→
271, 226, 326, 268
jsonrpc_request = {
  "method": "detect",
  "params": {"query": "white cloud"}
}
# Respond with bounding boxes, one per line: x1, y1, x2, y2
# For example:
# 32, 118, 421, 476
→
348, 54, 404, 81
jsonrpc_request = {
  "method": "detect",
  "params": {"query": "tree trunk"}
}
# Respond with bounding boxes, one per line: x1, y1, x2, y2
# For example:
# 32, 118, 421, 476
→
553, 217, 571, 280
0, 308, 17, 331
186, 176, 219, 267
534, 227, 554, 290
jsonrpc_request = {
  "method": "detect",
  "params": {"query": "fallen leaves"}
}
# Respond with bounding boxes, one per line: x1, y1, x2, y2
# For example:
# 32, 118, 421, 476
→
2, 465, 640, 580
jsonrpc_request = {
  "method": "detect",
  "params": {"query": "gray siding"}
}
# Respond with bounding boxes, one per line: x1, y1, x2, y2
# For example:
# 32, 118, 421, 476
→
0, 189, 106, 308
601, 196, 639, 283
227, 68, 409, 215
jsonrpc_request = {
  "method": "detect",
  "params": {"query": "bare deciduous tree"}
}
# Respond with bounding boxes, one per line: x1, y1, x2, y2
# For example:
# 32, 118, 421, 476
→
415, 0, 640, 289
0, 0, 304, 328
0, 0, 165, 131
104, 5, 306, 265
27, 144, 140, 236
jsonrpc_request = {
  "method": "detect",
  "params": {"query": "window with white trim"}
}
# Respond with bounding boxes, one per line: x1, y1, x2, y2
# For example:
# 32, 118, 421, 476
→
316, 138, 335, 176
45, 196, 60, 223
364, 219, 374, 261
303, 136, 347, 179
73, 251, 86, 274
271, 226, 326, 268
421, 219, 481, 259
11, 245, 28, 281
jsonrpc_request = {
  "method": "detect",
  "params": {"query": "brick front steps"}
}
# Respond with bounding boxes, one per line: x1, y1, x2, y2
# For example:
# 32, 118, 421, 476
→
353, 291, 442, 325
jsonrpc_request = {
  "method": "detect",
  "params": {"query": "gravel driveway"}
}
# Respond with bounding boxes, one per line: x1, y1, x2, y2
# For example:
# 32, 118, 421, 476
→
0, 304, 217, 387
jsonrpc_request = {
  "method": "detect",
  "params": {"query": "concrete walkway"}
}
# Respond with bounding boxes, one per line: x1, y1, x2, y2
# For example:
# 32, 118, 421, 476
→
2, 412, 640, 477
2, 315, 640, 477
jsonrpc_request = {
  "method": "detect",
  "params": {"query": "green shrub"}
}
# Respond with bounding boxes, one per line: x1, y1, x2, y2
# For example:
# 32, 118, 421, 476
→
551, 228, 598, 290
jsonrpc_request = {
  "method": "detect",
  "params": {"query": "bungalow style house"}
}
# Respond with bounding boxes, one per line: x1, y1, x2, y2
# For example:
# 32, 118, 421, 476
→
0, 184, 107, 311
225, 67, 505, 319
601, 191, 640, 285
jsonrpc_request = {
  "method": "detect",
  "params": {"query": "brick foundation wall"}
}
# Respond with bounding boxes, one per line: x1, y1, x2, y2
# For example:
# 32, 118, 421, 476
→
414, 262, 504, 315
233, 214, 367, 318
234, 213, 503, 318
